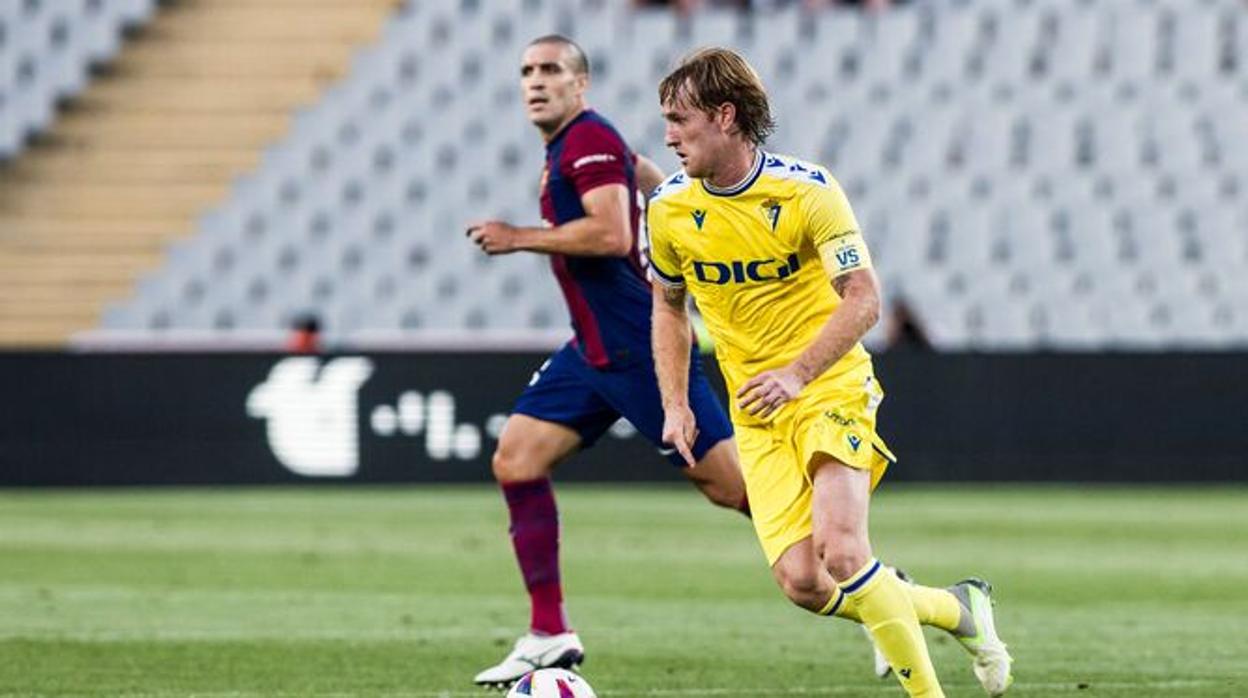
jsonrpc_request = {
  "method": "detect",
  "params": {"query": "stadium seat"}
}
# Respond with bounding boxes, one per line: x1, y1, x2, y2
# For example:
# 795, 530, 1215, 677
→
0, 0, 155, 161
90, 0, 1247, 351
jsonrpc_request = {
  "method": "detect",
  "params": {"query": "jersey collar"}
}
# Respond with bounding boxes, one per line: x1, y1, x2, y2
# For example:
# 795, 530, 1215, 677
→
702, 148, 764, 197
545, 108, 591, 150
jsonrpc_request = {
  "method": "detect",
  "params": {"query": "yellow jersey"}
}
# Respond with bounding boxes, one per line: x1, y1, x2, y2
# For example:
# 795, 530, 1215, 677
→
646, 151, 876, 423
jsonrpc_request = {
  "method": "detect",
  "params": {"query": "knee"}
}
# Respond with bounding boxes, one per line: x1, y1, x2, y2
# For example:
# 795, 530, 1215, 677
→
492, 444, 541, 483
490, 447, 515, 482
815, 530, 871, 582
779, 571, 823, 608
690, 449, 746, 510
773, 566, 825, 612
696, 477, 744, 510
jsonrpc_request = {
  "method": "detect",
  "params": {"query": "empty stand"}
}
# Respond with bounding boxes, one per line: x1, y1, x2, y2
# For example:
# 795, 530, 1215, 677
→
0, 0, 396, 345
91, 0, 1248, 351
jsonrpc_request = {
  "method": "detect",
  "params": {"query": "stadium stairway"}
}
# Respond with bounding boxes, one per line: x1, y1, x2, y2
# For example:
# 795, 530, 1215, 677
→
0, 0, 399, 346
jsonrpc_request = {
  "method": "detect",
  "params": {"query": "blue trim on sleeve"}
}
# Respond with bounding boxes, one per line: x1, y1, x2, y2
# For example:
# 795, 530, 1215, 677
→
650, 261, 684, 285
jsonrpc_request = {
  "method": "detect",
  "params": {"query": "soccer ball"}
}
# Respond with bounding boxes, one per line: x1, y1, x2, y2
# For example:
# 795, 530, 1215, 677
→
505, 668, 597, 698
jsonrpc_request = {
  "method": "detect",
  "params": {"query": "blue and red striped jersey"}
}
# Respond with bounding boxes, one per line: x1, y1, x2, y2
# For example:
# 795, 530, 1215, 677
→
539, 110, 651, 369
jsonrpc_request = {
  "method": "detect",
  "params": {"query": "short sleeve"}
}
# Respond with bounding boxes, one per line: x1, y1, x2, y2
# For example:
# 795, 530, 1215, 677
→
805, 178, 874, 277
561, 122, 631, 196
645, 202, 684, 287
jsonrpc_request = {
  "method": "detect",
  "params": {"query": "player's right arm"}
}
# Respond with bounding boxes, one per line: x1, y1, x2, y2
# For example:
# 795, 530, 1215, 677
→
467, 184, 632, 257
634, 154, 666, 199
469, 120, 638, 257
652, 281, 697, 467
648, 203, 697, 467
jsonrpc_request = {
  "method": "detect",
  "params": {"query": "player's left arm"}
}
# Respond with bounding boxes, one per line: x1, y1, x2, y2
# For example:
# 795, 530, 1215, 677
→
790, 266, 881, 383
737, 267, 881, 418
738, 178, 880, 418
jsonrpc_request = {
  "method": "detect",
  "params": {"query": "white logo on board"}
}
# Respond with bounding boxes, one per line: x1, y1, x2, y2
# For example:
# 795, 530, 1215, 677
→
370, 390, 484, 461
246, 357, 374, 477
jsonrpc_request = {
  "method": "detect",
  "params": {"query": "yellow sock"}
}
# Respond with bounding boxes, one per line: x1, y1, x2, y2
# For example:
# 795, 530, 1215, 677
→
819, 569, 962, 635
840, 559, 944, 698
906, 583, 964, 634
816, 585, 860, 621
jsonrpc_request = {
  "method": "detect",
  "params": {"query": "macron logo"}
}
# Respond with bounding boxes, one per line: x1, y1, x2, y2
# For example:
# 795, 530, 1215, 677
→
572, 153, 617, 169
247, 357, 374, 477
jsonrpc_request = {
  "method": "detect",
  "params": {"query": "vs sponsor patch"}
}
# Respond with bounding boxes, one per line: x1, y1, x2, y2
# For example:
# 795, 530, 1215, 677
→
829, 235, 866, 273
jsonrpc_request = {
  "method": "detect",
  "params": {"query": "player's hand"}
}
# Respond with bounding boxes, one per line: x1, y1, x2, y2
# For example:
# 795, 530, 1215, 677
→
466, 220, 519, 255
661, 405, 699, 468
737, 367, 805, 418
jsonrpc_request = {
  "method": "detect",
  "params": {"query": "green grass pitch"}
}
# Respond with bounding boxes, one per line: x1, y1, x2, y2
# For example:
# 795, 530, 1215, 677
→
1, 485, 1245, 696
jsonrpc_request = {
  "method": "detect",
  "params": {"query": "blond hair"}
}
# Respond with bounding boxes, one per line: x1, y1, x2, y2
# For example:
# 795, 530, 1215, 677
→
659, 47, 775, 145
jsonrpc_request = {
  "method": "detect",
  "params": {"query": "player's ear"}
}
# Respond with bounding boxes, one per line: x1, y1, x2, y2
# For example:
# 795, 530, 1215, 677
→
715, 102, 738, 136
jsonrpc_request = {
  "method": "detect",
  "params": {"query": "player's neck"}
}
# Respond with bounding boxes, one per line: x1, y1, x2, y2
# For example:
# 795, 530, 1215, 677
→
705, 145, 760, 191
539, 105, 588, 143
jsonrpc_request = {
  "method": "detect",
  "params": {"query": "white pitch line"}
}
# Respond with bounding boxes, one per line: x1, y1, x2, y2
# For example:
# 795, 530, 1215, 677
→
0, 627, 522, 642
86, 678, 1229, 698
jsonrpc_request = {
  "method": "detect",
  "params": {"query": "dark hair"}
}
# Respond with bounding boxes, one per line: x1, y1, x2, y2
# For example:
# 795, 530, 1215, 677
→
292, 313, 321, 333
527, 34, 590, 76
659, 47, 775, 146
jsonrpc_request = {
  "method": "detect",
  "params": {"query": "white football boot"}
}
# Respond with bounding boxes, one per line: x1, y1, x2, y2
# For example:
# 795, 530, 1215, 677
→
473, 631, 585, 688
951, 578, 1014, 696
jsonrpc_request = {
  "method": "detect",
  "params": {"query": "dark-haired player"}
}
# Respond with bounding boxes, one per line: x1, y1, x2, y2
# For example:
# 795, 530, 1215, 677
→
466, 35, 744, 687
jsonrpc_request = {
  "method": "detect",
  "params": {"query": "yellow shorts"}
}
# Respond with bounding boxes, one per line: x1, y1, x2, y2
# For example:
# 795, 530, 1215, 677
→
734, 369, 896, 566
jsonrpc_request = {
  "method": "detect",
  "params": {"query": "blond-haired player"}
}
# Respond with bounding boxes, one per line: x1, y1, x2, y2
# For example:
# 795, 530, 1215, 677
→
647, 48, 1013, 697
